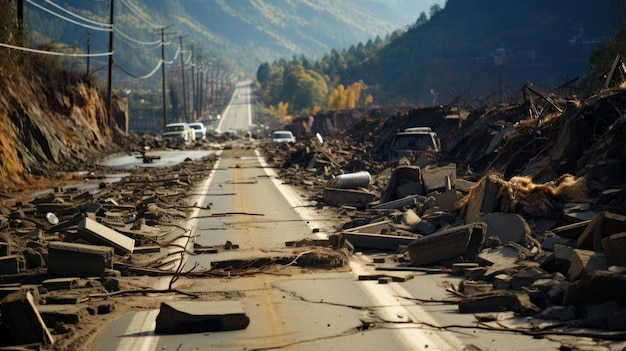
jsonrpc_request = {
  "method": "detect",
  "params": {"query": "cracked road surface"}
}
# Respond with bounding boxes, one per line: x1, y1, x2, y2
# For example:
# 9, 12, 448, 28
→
97, 145, 472, 350
95, 84, 565, 351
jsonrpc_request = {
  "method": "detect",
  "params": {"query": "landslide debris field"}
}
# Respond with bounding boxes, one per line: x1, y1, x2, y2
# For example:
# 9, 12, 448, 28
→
2, 77, 626, 350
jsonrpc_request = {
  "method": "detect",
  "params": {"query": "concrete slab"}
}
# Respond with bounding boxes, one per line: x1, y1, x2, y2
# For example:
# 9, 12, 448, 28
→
37, 304, 85, 325
601, 232, 626, 266
464, 174, 499, 223
0, 290, 54, 346
380, 166, 423, 203
42, 277, 79, 291
78, 217, 135, 255
47, 241, 114, 277
341, 231, 417, 251
0, 255, 22, 275
408, 222, 486, 266
421, 164, 456, 193
479, 213, 530, 244
568, 249, 609, 281
577, 212, 626, 251
155, 300, 250, 334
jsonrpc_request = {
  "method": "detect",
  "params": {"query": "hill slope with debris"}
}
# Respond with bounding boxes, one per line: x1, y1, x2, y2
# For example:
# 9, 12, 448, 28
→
276, 82, 626, 214
0, 56, 127, 192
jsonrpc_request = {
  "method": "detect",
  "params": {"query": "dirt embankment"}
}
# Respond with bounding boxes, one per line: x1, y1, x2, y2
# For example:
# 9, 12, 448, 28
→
0, 56, 127, 192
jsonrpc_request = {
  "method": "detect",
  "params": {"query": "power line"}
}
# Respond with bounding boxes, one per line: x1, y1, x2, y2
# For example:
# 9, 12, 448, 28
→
114, 27, 161, 48
25, 0, 112, 32
0, 41, 112, 57
116, 58, 163, 79
118, 0, 162, 29
40, 0, 113, 28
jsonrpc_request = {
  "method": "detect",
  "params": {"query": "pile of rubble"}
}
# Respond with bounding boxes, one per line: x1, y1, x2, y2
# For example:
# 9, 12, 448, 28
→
0, 154, 224, 347
260, 85, 626, 336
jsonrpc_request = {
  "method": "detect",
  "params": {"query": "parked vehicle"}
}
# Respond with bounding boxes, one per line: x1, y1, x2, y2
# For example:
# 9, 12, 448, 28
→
271, 130, 296, 146
162, 122, 196, 144
388, 127, 441, 161
188, 122, 207, 140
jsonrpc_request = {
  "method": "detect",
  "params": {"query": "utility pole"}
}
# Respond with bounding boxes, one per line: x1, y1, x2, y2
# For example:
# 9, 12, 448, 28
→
106, 0, 114, 120
17, 0, 24, 39
179, 36, 188, 122
160, 25, 173, 129
86, 32, 90, 76
190, 43, 196, 120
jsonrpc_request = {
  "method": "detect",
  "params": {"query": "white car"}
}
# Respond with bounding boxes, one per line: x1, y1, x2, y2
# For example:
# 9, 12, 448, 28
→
188, 122, 207, 140
271, 130, 296, 146
162, 122, 196, 144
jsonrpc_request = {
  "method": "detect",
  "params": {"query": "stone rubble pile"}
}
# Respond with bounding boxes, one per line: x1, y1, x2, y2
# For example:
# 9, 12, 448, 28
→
261, 86, 626, 335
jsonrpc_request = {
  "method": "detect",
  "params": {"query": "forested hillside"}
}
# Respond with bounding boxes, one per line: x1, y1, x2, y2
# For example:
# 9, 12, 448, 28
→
24, 0, 427, 79
257, 0, 620, 115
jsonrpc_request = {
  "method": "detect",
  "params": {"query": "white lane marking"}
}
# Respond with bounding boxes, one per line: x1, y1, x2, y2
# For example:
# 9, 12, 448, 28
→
350, 261, 465, 350
255, 149, 328, 238
115, 310, 160, 351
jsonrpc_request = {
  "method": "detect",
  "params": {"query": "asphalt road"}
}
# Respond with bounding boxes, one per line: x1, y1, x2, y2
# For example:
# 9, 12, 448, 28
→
96, 86, 577, 351
216, 81, 253, 133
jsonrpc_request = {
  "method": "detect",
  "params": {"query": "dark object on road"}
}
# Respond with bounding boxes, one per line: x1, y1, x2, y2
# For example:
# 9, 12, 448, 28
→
155, 300, 250, 334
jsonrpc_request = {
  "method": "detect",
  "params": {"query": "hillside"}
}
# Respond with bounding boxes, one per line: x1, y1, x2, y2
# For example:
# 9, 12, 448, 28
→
344, 0, 617, 105
25, 0, 430, 81
0, 48, 126, 191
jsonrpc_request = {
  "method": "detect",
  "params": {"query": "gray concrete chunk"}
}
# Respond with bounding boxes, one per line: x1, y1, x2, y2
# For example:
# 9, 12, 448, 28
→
421, 164, 456, 194
408, 223, 486, 266
47, 241, 114, 277
479, 212, 530, 244
78, 217, 135, 255
568, 249, 609, 281
155, 300, 249, 334
0, 290, 54, 346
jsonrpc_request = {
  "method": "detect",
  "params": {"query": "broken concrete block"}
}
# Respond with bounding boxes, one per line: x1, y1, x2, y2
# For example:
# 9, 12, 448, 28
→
568, 249, 609, 281
155, 300, 249, 334
421, 164, 456, 194
37, 304, 84, 325
358, 273, 414, 283
407, 222, 486, 266
493, 274, 512, 290
459, 280, 492, 296
550, 219, 591, 239
563, 271, 626, 306
537, 305, 577, 322
380, 166, 423, 203
479, 213, 530, 244
458, 292, 540, 315
451, 262, 479, 275
341, 232, 417, 251
607, 308, 626, 331
409, 220, 437, 235
371, 195, 421, 210
464, 267, 487, 281
78, 217, 135, 255
510, 266, 551, 290
0, 242, 8, 256
585, 300, 622, 329
47, 241, 114, 277
434, 189, 458, 212
553, 244, 574, 261
0, 255, 23, 275
323, 188, 375, 210
0, 290, 54, 346
464, 174, 499, 223
342, 220, 395, 234
601, 232, 626, 266
541, 232, 576, 251
577, 212, 626, 252
42, 278, 79, 291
